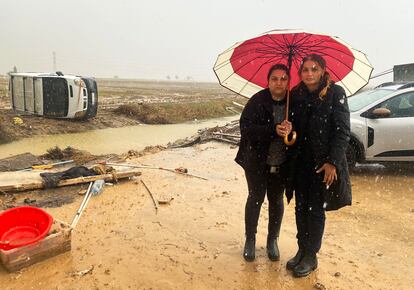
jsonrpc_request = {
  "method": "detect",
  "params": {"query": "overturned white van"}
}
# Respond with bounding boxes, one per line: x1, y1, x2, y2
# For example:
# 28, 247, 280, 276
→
9, 72, 98, 120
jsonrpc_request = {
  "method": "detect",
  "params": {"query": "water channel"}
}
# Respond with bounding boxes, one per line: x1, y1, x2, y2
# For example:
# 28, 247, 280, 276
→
0, 115, 240, 159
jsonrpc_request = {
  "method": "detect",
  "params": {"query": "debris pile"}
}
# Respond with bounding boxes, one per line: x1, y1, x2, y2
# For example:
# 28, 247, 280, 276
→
41, 146, 102, 165
169, 120, 240, 147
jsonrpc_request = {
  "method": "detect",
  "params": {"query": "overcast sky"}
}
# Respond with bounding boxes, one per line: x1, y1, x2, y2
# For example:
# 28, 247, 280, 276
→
0, 0, 412, 85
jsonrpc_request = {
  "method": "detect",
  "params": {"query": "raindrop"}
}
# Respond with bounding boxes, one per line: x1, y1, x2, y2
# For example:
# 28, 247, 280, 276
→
340, 98, 345, 104
323, 202, 327, 209
309, 206, 312, 211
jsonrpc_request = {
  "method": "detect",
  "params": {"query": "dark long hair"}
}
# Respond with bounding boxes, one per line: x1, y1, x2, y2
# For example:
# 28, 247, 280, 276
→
267, 63, 290, 81
299, 54, 331, 99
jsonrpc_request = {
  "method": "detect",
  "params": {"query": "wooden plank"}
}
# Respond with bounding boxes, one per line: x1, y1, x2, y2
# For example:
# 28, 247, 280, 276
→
0, 220, 72, 272
212, 132, 241, 138
0, 170, 141, 193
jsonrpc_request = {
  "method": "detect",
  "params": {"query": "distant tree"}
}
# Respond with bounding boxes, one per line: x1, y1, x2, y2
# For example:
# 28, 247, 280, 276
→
175, 75, 179, 80
186, 76, 193, 81
166, 75, 171, 80
113, 75, 119, 79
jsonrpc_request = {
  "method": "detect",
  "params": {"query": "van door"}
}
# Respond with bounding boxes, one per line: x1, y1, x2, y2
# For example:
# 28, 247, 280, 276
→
11, 76, 25, 112
34, 78, 43, 114
24, 77, 35, 113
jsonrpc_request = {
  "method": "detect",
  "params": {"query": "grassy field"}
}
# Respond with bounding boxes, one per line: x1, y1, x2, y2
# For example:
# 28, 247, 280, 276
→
97, 78, 247, 123
115, 99, 240, 124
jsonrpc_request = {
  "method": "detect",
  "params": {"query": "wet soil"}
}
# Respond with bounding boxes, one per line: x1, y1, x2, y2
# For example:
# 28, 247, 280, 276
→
1, 142, 413, 289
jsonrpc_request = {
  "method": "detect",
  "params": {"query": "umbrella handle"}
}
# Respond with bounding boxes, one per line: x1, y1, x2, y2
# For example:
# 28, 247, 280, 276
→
284, 131, 297, 146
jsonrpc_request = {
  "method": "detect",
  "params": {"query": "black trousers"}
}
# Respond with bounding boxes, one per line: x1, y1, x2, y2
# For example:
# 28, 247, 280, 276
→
244, 165, 286, 239
294, 162, 326, 255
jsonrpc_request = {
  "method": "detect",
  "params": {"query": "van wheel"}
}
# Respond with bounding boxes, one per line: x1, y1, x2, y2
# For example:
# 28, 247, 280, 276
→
346, 143, 357, 170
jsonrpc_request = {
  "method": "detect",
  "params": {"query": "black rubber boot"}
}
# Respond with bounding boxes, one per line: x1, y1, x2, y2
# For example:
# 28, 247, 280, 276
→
293, 254, 318, 277
286, 248, 305, 271
243, 237, 256, 262
266, 237, 280, 261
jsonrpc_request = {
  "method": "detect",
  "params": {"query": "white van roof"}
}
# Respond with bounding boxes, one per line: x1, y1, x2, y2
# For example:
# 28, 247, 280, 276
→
9, 72, 80, 79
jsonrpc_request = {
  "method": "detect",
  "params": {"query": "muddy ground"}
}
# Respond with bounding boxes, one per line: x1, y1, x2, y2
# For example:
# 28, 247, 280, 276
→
0, 142, 413, 290
0, 77, 245, 143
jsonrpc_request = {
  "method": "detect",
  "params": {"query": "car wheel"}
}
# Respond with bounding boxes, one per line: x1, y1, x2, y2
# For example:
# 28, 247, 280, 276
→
346, 143, 357, 170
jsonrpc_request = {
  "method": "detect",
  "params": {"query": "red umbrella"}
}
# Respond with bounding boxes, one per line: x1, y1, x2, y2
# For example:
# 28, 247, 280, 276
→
214, 29, 373, 144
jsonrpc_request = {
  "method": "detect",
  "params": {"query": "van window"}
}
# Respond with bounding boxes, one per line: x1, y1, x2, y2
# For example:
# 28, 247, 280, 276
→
42, 78, 69, 117
83, 88, 87, 97
70, 85, 73, 98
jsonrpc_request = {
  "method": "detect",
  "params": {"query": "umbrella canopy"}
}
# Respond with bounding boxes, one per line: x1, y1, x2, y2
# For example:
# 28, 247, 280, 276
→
213, 29, 373, 98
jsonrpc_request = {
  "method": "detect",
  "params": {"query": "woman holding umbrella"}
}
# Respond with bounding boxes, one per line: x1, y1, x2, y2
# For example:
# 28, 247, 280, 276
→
235, 64, 292, 262
287, 54, 352, 277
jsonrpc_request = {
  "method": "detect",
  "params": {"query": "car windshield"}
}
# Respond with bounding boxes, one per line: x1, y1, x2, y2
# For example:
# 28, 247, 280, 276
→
348, 89, 393, 112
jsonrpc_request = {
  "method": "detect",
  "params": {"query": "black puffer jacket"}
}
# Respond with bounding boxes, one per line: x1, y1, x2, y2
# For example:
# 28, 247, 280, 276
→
287, 81, 352, 211
235, 88, 289, 174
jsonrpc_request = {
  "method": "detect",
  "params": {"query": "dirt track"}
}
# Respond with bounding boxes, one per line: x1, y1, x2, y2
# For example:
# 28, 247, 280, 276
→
1, 142, 413, 289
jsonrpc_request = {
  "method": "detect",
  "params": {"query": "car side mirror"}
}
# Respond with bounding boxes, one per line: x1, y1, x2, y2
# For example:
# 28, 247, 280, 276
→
371, 108, 391, 118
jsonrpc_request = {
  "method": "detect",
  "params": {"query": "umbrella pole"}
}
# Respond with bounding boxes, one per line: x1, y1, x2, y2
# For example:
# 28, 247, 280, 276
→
285, 87, 290, 121
283, 56, 297, 146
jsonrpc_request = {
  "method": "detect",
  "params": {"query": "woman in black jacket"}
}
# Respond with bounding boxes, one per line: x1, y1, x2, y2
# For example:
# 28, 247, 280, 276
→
235, 64, 292, 262
286, 54, 352, 277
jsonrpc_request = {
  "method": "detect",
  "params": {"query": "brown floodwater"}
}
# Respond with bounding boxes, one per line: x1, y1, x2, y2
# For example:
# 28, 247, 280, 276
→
0, 115, 239, 159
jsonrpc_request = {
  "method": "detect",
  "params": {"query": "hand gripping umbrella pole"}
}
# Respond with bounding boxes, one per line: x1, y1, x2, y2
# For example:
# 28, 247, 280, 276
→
283, 88, 297, 146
